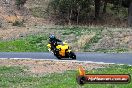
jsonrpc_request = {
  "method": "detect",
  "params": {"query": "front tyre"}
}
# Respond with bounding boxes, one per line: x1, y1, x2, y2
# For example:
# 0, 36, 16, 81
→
54, 52, 61, 59
76, 76, 86, 85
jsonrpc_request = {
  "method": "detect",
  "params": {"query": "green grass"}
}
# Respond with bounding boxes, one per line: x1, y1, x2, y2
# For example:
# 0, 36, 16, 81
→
0, 34, 48, 52
61, 26, 103, 36
61, 27, 83, 36
0, 65, 131, 88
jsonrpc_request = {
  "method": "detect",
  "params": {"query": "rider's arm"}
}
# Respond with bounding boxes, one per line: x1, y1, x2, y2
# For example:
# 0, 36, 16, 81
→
56, 39, 62, 42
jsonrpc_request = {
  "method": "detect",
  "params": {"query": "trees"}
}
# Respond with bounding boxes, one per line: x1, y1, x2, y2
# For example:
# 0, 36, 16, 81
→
103, 0, 108, 13
95, 0, 101, 18
122, 0, 132, 27
48, 0, 131, 26
49, 0, 92, 24
94, 0, 132, 26
128, 2, 132, 27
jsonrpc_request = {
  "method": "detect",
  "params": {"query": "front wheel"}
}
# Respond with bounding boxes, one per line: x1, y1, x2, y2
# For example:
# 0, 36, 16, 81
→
54, 52, 61, 59
69, 52, 76, 59
76, 76, 86, 85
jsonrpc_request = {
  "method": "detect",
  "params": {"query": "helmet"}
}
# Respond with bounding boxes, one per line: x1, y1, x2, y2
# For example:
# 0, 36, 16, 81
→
49, 34, 55, 39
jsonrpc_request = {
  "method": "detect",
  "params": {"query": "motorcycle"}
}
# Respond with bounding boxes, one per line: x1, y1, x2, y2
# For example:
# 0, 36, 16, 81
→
47, 42, 76, 60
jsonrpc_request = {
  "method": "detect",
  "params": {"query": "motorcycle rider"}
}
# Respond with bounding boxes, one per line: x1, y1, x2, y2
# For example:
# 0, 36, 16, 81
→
49, 34, 62, 52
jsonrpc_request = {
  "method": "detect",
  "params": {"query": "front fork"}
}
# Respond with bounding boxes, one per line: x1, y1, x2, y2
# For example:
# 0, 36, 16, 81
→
48, 48, 54, 54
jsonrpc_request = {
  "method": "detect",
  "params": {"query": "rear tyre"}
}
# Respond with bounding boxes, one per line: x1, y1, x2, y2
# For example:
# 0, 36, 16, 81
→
69, 52, 76, 59
56, 55, 61, 59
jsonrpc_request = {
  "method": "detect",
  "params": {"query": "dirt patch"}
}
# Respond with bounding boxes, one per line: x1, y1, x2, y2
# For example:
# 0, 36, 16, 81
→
0, 26, 48, 40
93, 28, 132, 51
0, 59, 110, 74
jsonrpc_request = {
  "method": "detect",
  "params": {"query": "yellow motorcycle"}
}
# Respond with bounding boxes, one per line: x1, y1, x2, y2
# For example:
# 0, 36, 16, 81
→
47, 42, 76, 59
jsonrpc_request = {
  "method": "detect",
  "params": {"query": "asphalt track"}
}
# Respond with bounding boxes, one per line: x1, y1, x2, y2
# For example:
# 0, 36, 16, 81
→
0, 52, 132, 65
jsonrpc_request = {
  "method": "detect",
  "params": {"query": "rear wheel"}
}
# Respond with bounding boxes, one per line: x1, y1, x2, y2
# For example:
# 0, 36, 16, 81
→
69, 52, 76, 59
56, 55, 61, 59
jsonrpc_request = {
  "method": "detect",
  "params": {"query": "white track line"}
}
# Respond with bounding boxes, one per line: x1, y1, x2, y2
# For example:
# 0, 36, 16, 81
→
1, 58, 131, 66
0, 58, 118, 65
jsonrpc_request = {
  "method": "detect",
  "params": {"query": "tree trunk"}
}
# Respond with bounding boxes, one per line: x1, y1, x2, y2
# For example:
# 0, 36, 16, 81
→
95, 0, 101, 19
68, 9, 72, 25
77, 4, 80, 25
77, 10, 79, 25
103, 0, 107, 13
122, 0, 130, 8
128, 2, 132, 27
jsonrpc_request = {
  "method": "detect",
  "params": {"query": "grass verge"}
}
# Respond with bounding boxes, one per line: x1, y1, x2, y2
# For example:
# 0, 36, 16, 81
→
0, 64, 131, 88
0, 34, 48, 52
0, 26, 131, 52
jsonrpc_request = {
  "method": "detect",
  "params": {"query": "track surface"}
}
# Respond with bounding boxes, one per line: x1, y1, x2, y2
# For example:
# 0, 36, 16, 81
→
0, 52, 132, 65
